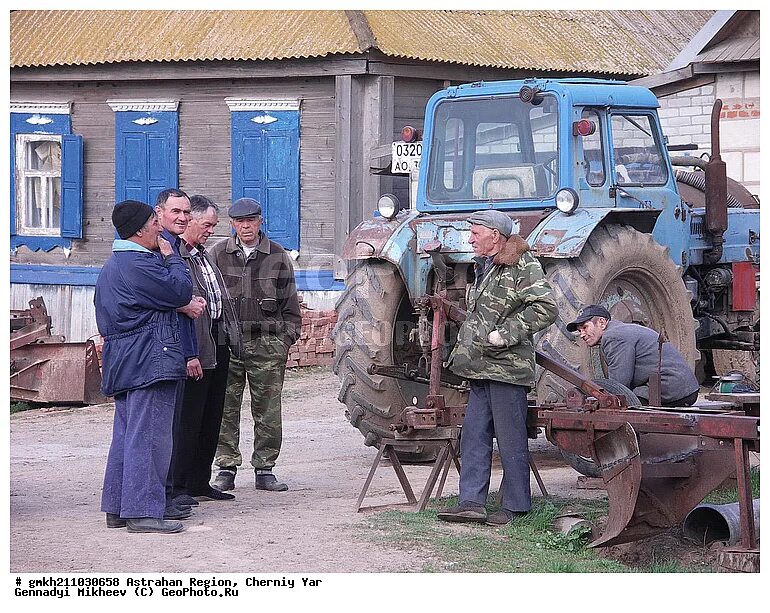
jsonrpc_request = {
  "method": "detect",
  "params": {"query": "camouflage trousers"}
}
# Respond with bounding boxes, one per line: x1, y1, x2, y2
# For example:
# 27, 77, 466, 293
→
215, 334, 289, 471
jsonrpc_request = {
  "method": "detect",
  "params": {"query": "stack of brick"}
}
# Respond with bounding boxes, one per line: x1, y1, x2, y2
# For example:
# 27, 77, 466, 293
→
286, 296, 337, 369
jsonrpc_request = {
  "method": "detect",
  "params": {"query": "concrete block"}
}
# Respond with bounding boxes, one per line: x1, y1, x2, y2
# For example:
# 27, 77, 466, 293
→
716, 73, 744, 98
722, 151, 744, 181
679, 125, 704, 136
721, 119, 760, 148
744, 72, 761, 98
743, 151, 760, 183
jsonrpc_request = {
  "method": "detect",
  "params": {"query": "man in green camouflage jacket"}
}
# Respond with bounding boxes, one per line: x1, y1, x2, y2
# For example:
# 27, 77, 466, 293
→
439, 210, 557, 526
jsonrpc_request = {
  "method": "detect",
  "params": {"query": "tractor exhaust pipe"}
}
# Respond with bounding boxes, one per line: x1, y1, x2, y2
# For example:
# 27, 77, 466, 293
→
683, 499, 760, 545
704, 99, 728, 264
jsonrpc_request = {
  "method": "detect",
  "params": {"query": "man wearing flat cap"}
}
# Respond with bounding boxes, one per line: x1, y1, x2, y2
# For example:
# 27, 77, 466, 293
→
438, 209, 557, 526
567, 304, 699, 406
95, 200, 193, 534
209, 198, 302, 492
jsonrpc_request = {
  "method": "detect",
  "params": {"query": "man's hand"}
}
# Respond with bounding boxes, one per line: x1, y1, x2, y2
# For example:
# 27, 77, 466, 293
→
157, 235, 174, 258
187, 358, 203, 380
487, 330, 505, 347
178, 296, 207, 319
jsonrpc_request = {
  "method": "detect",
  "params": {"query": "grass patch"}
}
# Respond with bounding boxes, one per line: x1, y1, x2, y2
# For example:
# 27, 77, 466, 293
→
704, 466, 760, 505
356, 494, 628, 573
10, 402, 35, 414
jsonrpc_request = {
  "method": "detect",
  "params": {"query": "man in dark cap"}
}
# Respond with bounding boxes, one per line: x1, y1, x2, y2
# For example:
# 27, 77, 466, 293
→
209, 198, 302, 492
567, 305, 699, 406
95, 200, 194, 534
438, 209, 557, 526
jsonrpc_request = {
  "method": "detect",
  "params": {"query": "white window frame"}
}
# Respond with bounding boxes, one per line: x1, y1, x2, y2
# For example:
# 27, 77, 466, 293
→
15, 133, 63, 236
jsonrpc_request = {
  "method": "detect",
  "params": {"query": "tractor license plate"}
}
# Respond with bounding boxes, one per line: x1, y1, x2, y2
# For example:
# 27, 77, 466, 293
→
392, 141, 422, 174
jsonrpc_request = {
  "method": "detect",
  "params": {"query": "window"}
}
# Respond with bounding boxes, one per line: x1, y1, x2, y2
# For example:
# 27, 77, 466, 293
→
10, 102, 83, 250
15, 134, 62, 235
427, 95, 559, 203
580, 109, 605, 186
611, 114, 667, 186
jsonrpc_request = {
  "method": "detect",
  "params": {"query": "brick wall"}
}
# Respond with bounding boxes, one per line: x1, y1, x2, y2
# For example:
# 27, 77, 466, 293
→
286, 295, 337, 368
657, 71, 760, 198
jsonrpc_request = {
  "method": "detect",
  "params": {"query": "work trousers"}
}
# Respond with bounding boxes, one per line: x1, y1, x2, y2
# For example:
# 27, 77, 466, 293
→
459, 380, 531, 513
101, 380, 178, 519
170, 336, 231, 496
216, 334, 289, 471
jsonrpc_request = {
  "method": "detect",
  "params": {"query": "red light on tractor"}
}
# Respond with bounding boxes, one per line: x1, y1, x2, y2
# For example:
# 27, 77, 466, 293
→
574, 119, 597, 137
401, 125, 420, 143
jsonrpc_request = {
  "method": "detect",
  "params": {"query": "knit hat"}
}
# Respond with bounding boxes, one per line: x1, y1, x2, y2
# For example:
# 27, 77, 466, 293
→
112, 200, 154, 239
467, 210, 514, 238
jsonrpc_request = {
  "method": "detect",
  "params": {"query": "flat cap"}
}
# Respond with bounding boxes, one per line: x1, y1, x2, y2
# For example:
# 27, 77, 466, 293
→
467, 210, 513, 238
566, 304, 611, 332
228, 197, 262, 219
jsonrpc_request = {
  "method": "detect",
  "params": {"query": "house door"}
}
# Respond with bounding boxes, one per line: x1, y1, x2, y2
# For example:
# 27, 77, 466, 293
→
114, 107, 178, 206
231, 105, 300, 250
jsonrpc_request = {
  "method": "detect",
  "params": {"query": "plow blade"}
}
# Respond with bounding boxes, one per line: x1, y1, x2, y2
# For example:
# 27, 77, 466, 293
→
10, 339, 106, 405
591, 426, 738, 548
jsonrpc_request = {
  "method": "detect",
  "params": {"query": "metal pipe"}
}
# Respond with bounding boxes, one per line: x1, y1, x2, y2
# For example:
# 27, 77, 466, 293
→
682, 499, 760, 545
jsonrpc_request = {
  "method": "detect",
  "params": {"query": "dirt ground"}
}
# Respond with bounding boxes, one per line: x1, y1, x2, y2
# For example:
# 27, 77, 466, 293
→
9, 367, 732, 573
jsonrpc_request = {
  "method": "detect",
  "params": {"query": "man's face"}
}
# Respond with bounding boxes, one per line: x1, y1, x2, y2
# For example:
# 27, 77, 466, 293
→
577, 317, 608, 347
137, 213, 162, 250
231, 215, 262, 246
156, 195, 192, 236
469, 224, 500, 257
186, 207, 218, 246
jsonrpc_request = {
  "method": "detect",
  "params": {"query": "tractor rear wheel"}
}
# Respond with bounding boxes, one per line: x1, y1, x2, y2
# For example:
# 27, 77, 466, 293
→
332, 260, 464, 460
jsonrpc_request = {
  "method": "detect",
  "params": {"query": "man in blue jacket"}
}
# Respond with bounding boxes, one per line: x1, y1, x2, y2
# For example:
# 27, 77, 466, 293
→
96, 200, 194, 534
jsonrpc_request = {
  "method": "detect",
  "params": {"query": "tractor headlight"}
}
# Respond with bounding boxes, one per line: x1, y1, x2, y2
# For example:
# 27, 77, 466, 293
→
555, 188, 579, 215
377, 194, 400, 220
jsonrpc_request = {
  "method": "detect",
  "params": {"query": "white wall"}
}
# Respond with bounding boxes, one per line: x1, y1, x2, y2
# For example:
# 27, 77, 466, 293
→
657, 71, 760, 198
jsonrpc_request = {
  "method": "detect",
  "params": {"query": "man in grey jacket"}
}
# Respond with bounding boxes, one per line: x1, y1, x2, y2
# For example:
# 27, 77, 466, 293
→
567, 304, 699, 406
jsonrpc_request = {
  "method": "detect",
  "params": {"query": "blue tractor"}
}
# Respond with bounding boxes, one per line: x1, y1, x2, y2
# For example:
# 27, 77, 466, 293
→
333, 78, 759, 469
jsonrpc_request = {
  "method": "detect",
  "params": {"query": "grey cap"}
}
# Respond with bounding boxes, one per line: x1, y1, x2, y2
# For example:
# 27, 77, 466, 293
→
467, 209, 513, 238
228, 197, 262, 219
566, 304, 611, 332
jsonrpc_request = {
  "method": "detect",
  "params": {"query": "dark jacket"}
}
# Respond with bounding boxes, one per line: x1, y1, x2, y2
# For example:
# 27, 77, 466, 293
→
179, 240, 242, 368
601, 320, 699, 403
209, 232, 302, 347
161, 228, 198, 361
448, 234, 558, 387
95, 240, 193, 397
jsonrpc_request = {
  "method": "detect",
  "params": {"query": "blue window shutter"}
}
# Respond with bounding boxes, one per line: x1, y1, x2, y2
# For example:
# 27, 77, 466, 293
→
115, 111, 178, 205
232, 110, 299, 250
60, 134, 84, 238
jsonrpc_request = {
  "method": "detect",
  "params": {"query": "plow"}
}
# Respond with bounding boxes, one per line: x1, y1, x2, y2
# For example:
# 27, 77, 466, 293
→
367, 289, 759, 555
10, 297, 105, 405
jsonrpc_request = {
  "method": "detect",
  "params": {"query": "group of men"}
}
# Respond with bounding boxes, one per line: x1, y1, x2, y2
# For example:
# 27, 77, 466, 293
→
97, 192, 299, 534
97, 201, 699, 534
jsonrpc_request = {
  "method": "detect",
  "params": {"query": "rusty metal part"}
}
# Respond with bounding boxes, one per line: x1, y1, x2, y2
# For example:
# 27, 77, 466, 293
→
10, 297, 106, 405
705, 99, 728, 264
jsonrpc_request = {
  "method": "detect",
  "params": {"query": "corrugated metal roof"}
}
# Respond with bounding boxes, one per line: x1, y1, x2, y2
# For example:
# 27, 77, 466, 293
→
11, 10, 713, 76
366, 10, 714, 76
10, 10, 362, 67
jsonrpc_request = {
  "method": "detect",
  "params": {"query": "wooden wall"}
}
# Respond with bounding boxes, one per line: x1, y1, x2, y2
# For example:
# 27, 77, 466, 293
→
10, 77, 337, 269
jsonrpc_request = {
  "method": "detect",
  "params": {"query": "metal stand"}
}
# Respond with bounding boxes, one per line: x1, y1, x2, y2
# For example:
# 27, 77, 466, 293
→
357, 435, 549, 512
356, 436, 461, 512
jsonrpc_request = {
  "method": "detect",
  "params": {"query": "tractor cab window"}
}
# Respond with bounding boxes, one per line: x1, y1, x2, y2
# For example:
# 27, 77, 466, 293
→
610, 114, 667, 186
580, 109, 605, 186
427, 95, 559, 203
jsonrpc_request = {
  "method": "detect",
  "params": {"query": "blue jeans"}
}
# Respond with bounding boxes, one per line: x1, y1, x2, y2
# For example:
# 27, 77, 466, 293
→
459, 380, 531, 512
101, 380, 178, 519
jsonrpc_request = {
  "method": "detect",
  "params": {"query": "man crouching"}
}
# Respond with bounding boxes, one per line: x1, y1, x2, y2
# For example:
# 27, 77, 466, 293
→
95, 200, 193, 534
439, 210, 557, 526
